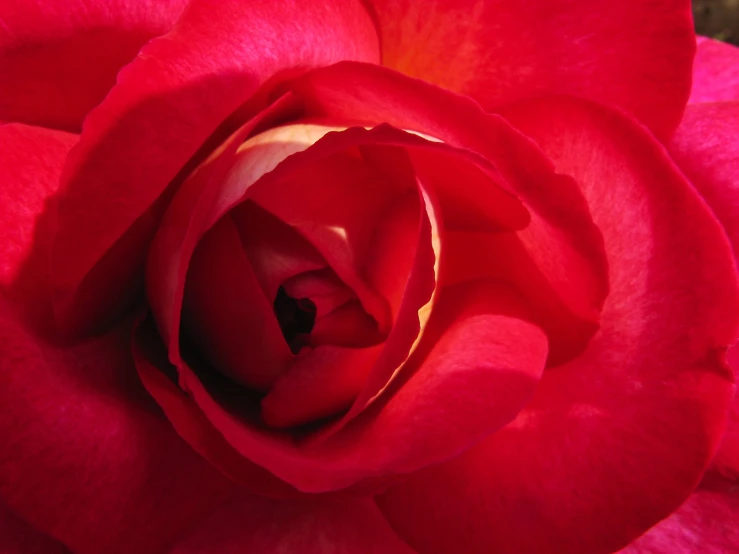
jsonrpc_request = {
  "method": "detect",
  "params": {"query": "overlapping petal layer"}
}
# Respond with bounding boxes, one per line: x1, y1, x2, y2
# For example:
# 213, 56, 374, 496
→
377, 97, 739, 554
48, 0, 379, 335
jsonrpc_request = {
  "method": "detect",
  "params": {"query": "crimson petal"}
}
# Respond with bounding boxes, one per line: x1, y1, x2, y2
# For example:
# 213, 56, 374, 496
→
49, 0, 378, 335
0, 303, 232, 554
377, 97, 739, 554
0, 0, 187, 131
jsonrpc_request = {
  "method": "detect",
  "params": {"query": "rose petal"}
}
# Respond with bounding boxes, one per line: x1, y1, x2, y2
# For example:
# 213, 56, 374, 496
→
689, 37, 739, 104
0, 0, 187, 131
167, 495, 416, 554
182, 214, 294, 391
669, 102, 739, 263
291, 62, 609, 362
711, 344, 739, 479
443, 229, 600, 365
170, 276, 545, 492
0, 302, 232, 554
132, 314, 300, 497
261, 344, 384, 428
0, 502, 70, 554
230, 201, 327, 303
377, 97, 739, 554
618, 480, 739, 553
0, 123, 77, 335
367, 0, 694, 137
49, 0, 379, 334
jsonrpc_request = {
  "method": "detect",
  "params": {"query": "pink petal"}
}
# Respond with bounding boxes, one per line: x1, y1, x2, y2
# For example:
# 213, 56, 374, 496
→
0, 303, 233, 554
689, 37, 739, 104
669, 102, 739, 267
377, 97, 739, 554
669, 104, 739, 476
367, 0, 695, 137
167, 495, 415, 554
0, 0, 187, 131
0, 502, 69, 554
49, 0, 378, 335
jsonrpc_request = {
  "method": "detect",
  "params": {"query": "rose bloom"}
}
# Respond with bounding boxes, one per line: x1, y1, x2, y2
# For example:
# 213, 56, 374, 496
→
1, 1, 738, 553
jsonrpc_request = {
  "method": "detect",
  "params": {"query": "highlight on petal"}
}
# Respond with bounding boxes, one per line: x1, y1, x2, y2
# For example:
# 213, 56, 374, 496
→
49, 0, 378, 336
689, 37, 739, 104
377, 97, 739, 554
0, 0, 188, 131
366, 0, 695, 137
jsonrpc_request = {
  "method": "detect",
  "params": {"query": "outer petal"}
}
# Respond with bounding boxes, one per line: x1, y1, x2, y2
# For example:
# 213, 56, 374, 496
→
689, 37, 739, 104
619, 480, 739, 553
0, 0, 188, 131
0, 503, 70, 554
377, 97, 739, 554
0, 123, 77, 335
669, 102, 739, 265
49, 0, 379, 334
367, 0, 695, 137
669, 102, 739, 479
0, 303, 233, 554
167, 495, 416, 554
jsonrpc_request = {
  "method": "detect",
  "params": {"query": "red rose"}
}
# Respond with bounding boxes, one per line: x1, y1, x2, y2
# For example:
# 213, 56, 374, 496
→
1, 2, 737, 553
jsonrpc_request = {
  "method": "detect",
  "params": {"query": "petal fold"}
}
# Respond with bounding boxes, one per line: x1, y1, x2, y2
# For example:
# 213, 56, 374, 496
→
377, 97, 739, 554
49, 0, 378, 334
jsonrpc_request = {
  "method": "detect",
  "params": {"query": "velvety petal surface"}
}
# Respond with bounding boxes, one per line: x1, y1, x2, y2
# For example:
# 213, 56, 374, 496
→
0, 0, 188, 131
0, 303, 233, 554
49, 0, 379, 334
377, 97, 739, 554
0, 123, 77, 335
367, 0, 695, 137
0, 503, 70, 554
167, 495, 416, 554
689, 37, 739, 104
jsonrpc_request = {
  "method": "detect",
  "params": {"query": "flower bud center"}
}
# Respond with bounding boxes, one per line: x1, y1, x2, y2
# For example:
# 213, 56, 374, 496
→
273, 286, 317, 354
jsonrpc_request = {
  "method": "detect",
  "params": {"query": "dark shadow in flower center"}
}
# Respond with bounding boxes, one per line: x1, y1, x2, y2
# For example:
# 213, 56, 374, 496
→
273, 286, 316, 354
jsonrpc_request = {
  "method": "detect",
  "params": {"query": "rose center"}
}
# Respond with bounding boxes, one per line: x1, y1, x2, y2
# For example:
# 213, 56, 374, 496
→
273, 286, 317, 354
